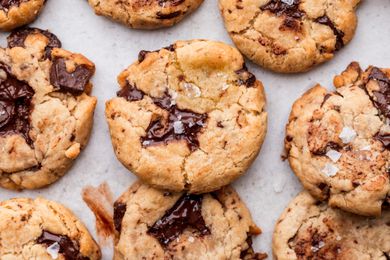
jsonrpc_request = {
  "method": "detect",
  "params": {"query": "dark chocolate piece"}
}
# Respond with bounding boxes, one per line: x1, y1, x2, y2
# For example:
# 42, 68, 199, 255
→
7, 27, 62, 60
37, 230, 89, 260
0, 63, 34, 145
312, 142, 341, 156
375, 133, 390, 150
315, 15, 345, 51
235, 64, 257, 87
117, 84, 207, 151
367, 67, 390, 119
50, 58, 94, 95
147, 194, 210, 247
138, 50, 150, 63
0, 0, 26, 10
113, 202, 127, 232
240, 236, 268, 259
156, 11, 181, 19
261, 0, 304, 19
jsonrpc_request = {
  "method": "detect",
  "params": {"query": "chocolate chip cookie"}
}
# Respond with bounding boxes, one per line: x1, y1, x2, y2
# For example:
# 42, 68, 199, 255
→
0, 0, 46, 31
0, 197, 101, 259
219, 0, 360, 73
105, 40, 267, 193
273, 191, 390, 260
285, 62, 390, 216
0, 28, 97, 190
113, 182, 267, 260
87, 0, 204, 29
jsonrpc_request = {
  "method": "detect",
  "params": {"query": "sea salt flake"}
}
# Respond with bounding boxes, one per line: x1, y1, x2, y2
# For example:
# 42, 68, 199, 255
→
318, 241, 325, 249
281, 0, 294, 5
188, 236, 195, 243
311, 246, 320, 253
173, 121, 184, 134
46, 242, 60, 259
183, 83, 201, 98
360, 145, 371, 151
336, 235, 342, 241
142, 140, 151, 146
326, 149, 342, 162
321, 163, 339, 177
222, 83, 230, 91
339, 127, 357, 144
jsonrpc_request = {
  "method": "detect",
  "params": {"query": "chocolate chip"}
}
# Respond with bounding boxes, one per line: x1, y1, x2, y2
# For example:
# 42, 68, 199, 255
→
261, 0, 304, 19
50, 58, 94, 95
367, 67, 390, 119
117, 83, 144, 101
236, 64, 256, 87
7, 27, 62, 60
113, 202, 127, 232
156, 11, 181, 19
138, 50, 150, 63
0, 0, 25, 10
37, 230, 89, 260
147, 194, 210, 247
315, 15, 345, 51
375, 133, 390, 150
0, 63, 34, 145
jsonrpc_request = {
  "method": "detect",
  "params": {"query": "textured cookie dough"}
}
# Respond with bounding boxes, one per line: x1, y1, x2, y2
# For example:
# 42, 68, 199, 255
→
105, 40, 267, 193
0, 27, 97, 190
0, 0, 46, 31
113, 182, 267, 260
285, 62, 390, 216
0, 197, 101, 259
87, 0, 204, 29
219, 0, 360, 73
273, 191, 390, 260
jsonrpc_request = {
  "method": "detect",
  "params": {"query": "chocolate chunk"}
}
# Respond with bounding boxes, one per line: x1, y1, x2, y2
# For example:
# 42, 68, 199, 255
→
156, 11, 181, 19
312, 141, 341, 156
117, 83, 144, 101
50, 58, 94, 95
37, 230, 89, 260
240, 236, 268, 260
0, 0, 25, 10
158, 0, 185, 7
7, 27, 62, 60
236, 64, 256, 87
375, 133, 390, 150
113, 202, 127, 232
0, 63, 34, 145
138, 50, 150, 63
261, 0, 304, 19
367, 67, 390, 119
315, 15, 345, 51
147, 194, 210, 247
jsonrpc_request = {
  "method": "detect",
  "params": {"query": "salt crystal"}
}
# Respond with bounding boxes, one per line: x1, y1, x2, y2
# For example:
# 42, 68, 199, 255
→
173, 121, 184, 134
46, 242, 60, 259
318, 241, 325, 249
188, 236, 195, 243
336, 235, 342, 241
321, 163, 339, 177
183, 83, 201, 98
222, 83, 230, 90
311, 246, 319, 253
281, 0, 294, 5
339, 127, 357, 144
142, 140, 151, 146
360, 145, 371, 151
326, 149, 342, 163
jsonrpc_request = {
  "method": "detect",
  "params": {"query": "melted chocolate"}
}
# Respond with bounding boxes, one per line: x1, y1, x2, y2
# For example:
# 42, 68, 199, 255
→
261, 0, 304, 19
236, 64, 256, 87
0, 63, 34, 145
367, 67, 390, 119
315, 15, 345, 51
7, 27, 62, 60
50, 58, 94, 95
113, 202, 127, 232
37, 230, 89, 260
0, 0, 25, 10
312, 142, 341, 156
156, 11, 181, 19
147, 194, 210, 247
117, 84, 207, 151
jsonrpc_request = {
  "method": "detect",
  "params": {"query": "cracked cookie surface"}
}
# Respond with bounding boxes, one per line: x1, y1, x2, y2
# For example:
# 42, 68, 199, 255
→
273, 191, 390, 260
105, 40, 267, 193
285, 62, 390, 216
87, 0, 204, 29
219, 0, 360, 73
0, 27, 97, 190
0, 197, 101, 259
0, 0, 46, 31
113, 181, 267, 260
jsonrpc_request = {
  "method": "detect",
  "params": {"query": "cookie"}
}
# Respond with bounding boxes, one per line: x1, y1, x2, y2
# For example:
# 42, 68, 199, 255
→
285, 62, 390, 216
0, 0, 46, 31
219, 0, 360, 73
105, 40, 267, 193
87, 0, 204, 29
273, 191, 390, 260
0, 197, 101, 259
0, 27, 97, 190
113, 182, 267, 260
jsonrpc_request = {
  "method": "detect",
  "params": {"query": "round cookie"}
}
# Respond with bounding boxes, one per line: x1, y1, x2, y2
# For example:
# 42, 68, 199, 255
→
273, 191, 390, 260
0, 197, 101, 259
219, 0, 360, 73
113, 182, 267, 260
0, 27, 97, 190
0, 0, 46, 31
87, 0, 204, 29
105, 40, 267, 193
285, 62, 390, 216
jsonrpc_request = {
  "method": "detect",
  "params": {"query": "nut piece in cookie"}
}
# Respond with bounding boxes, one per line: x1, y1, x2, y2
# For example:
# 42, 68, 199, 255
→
0, 27, 97, 190
87, 0, 204, 29
285, 62, 390, 216
113, 182, 267, 260
273, 191, 390, 260
0, 0, 47, 31
0, 197, 101, 259
219, 0, 361, 73
105, 40, 267, 193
